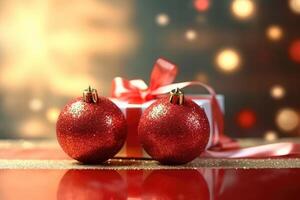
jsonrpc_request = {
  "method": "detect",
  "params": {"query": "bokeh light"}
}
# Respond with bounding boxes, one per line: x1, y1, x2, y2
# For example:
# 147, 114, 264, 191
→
276, 108, 299, 132
156, 13, 170, 26
236, 109, 256, 129
231, 0, 255, 20
195, 73, 209, 83
264, 130, 278, 141
289, 0, 300, 14
289, 40, 300, 63
19, 118, 48, 137
196, 15, 207, 23
0, 1, 136, 97
46, 107, 60, 123
194, 0, 210, 12
185, 30, 197, 41
266, 25, 283, 41
215, 49, 241, 73
0, 0, 136, 139
270, 85, 285, 99
29, 98, 43, 112
21, 141, 35, 149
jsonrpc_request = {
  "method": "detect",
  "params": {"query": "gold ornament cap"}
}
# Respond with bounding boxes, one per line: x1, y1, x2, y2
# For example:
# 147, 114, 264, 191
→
83, 86, 98, 103
169, 88, 184, 105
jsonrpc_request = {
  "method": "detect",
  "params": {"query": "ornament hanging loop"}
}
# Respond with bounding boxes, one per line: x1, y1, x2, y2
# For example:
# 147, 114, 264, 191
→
91, 89, 98, 103
83, 86, 99, 103
169, 88, 184, 105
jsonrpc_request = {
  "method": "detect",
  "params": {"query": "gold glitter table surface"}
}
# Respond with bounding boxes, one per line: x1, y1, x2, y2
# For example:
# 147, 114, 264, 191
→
1, 138, 300, 169
1, 158, 300, 170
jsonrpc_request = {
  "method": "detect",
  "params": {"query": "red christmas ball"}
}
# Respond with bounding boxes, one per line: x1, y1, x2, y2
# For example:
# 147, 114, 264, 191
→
138, 88, 210, 165
56, 87, 127, 164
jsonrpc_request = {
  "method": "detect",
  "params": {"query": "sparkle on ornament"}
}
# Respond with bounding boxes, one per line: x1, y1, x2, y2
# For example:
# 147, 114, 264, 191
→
150, 104, 167, 120
194, 0, 210, 12
231, 0, 255, 20
276, 108, 299, 132
156, 13, 170, 26
289, 0, 300, 14
46, 107, 60, 123
270, 85, 285, 99
215, 49, 241, 73
29, 98, 43, 112
185, 30, 197, 41
187, 113, 201, 129
264, 130, 278, 142
266, 25, 283, 41
69, 102, 84, 118
289, 40, 300, 63
105, 116, 113, 125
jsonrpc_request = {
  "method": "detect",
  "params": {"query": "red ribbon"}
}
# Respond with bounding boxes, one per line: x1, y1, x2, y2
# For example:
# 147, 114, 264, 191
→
111, 58, 178, 103
111, 58, 300, 158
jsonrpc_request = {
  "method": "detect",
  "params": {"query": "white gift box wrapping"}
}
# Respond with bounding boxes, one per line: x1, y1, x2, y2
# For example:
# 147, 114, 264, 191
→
111, 95, 224, 158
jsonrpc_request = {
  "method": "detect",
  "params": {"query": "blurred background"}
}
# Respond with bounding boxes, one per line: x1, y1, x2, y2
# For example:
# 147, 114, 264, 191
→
0, 0, 299, 141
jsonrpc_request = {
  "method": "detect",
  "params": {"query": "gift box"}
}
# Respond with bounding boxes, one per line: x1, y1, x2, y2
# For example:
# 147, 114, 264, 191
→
110, 58, 227, 158
111, 95, 224, 158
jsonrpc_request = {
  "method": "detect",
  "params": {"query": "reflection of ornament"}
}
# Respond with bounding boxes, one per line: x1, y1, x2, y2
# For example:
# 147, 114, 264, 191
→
143, 170, 209, 199
138, 88, 210, 165
219, 169, 300, 199
56, 86, 127, 164
57, 170, 126, 200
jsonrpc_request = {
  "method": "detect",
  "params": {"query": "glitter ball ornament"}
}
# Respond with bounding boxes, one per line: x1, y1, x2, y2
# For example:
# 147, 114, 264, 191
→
56, 86, 127, 164
138, 88, 210, 165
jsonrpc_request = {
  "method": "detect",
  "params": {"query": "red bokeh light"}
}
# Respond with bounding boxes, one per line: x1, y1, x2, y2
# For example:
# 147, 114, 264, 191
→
236, 109, 257, 129
194, 0, 210, 12
289, 40, 300, 63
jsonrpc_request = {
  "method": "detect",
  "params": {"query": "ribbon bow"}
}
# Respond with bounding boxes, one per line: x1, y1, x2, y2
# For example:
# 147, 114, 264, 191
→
111, 58, 178, 102
111, 58, 220, 103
